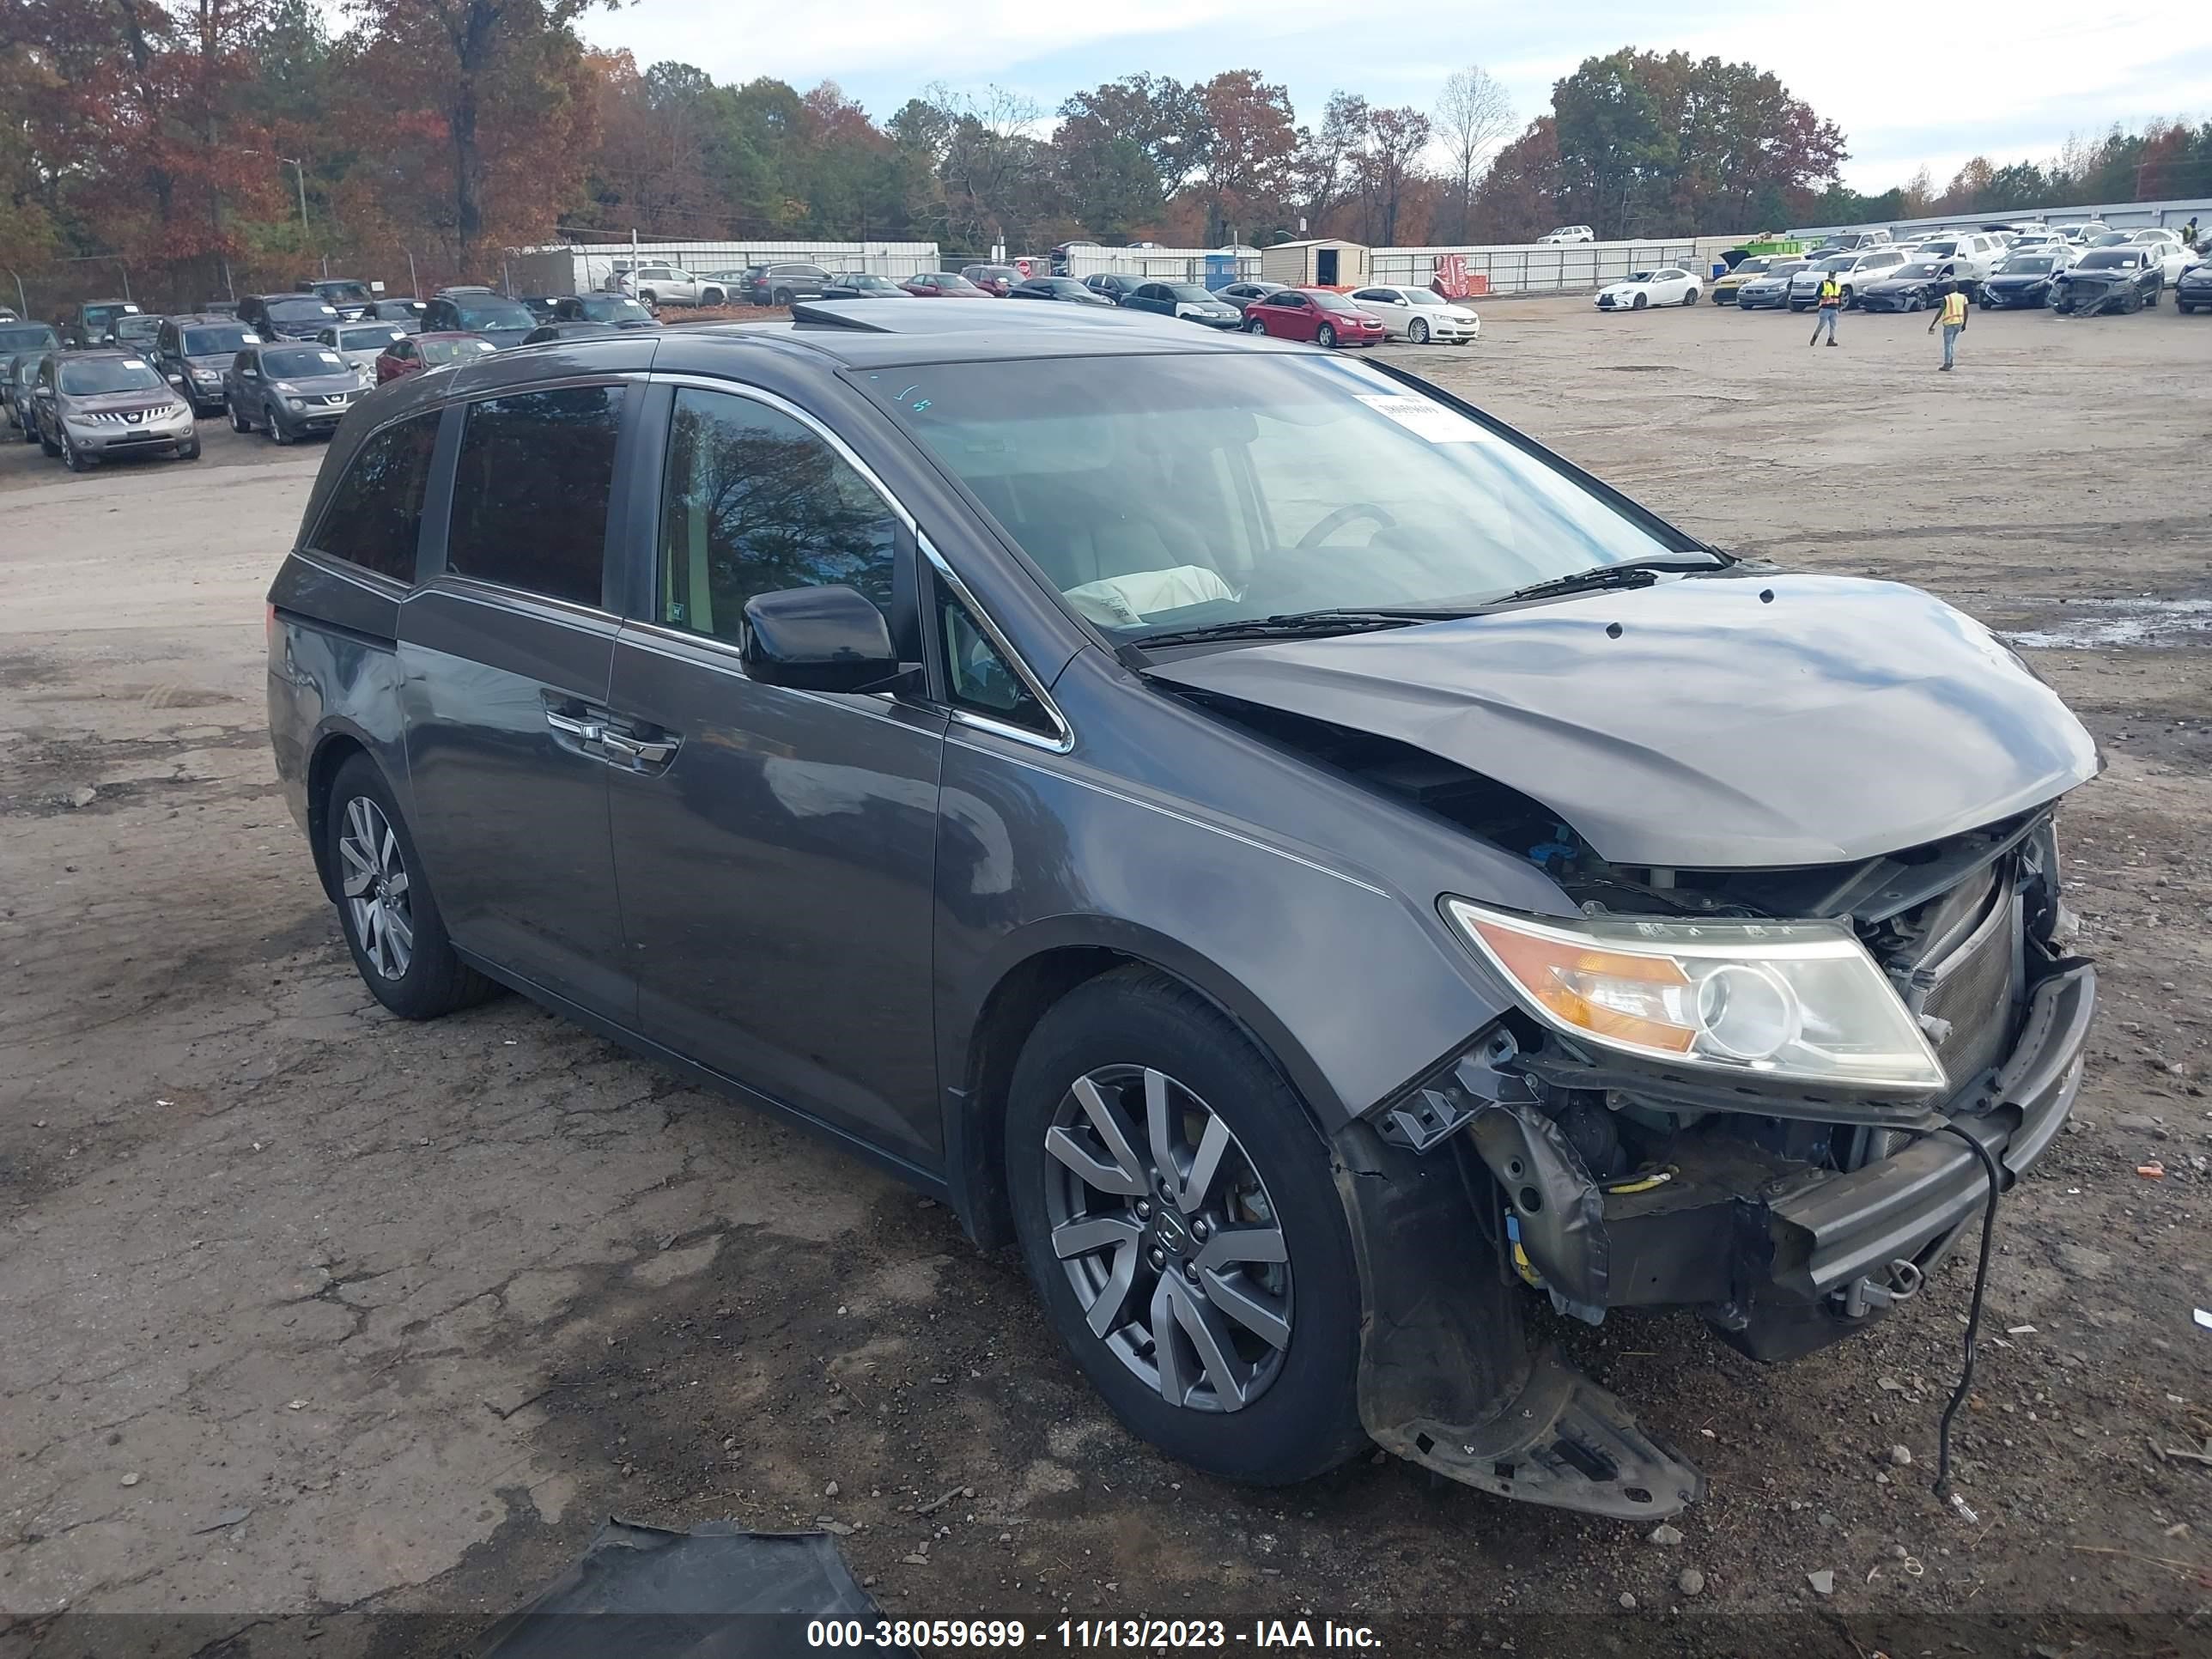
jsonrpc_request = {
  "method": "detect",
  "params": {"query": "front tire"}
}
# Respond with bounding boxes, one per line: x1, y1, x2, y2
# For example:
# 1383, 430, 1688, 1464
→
325, 755, 495, 1019
267, 405, 293, 445
1632, 293, 1647, 310
63, 431, 92, 471
176, 434, 200, 461
1245, 316, 1267, 335
1316, 324, 1337, 347
1006, 969, 1366, 1486
1408, 318, 1430, 344
702, 287, 724, 307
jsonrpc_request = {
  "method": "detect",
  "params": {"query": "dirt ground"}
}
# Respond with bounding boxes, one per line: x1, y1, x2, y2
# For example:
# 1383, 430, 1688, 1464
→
3, 296, 2209, 1657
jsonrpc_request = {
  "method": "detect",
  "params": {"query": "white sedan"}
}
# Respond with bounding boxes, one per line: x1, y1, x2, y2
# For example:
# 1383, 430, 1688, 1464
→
2130, 229, 2198, 284
1595, 267, 1699, 310
1346, 285, 1480, 344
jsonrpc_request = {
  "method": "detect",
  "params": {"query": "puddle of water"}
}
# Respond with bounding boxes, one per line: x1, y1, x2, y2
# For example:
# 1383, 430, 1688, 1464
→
2004, 598, 2212, 650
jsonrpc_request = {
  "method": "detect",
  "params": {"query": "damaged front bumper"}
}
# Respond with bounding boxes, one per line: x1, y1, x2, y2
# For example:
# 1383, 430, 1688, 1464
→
1334, 960, 2094, 1519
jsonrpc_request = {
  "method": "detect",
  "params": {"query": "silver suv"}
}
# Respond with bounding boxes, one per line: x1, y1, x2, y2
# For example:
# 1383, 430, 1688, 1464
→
1787, 247, 1909, 310
27, 348, 198, 471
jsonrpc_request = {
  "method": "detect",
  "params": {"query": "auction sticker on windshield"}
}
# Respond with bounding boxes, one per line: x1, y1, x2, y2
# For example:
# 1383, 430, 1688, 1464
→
1356, 393, 1494, 444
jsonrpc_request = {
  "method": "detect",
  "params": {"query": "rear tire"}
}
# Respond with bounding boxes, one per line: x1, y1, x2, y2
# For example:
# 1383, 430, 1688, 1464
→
1683, 288, 1698, 305
772, 288, 794, 307
325, 754, 495, 1020
1006, 968, 1367, 1486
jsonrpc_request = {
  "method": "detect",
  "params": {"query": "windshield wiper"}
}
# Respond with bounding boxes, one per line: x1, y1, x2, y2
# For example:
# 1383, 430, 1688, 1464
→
1133, 608, 1475, 650
1492, 558, 1720, 606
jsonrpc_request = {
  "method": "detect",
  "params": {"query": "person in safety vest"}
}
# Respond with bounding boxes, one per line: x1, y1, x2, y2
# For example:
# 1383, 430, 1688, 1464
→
1808, 273, 1842, 347
1929, 281, 1968, 370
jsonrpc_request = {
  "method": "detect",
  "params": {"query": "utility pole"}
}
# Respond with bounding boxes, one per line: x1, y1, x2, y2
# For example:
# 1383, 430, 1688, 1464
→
281, 158, 309, 241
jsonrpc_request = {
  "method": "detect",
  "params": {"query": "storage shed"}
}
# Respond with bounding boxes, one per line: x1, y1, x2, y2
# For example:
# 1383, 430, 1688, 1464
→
1260, 238, 1370, 289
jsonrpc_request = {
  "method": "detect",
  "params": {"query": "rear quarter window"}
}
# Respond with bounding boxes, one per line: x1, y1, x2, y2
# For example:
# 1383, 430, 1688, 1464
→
444, 386, 625, 606
307, 411, 444, 583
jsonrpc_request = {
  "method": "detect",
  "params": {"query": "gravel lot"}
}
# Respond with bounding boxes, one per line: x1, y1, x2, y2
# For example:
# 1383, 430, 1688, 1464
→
3, 296, 2209, 1656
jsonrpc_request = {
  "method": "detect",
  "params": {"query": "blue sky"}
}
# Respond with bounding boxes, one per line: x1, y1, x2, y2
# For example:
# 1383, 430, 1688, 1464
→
580, 1, 2209, 195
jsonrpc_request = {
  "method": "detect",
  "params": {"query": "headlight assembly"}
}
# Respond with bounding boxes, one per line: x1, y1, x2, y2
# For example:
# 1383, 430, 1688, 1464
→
1442, 899, 1946, 1094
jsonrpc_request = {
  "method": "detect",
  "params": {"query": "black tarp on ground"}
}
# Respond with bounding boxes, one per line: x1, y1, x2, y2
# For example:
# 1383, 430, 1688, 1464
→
478, 1518, 915, 1659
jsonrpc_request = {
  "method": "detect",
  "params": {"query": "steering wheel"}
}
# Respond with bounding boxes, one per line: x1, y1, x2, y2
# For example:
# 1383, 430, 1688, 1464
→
1297, 503, 1396, 549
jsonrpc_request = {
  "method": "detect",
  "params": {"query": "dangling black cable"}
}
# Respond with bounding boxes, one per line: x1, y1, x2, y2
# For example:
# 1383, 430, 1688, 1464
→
1930, 1124, 2004, 1504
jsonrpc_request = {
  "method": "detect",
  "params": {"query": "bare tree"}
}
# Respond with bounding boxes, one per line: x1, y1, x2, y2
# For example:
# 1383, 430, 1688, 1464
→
1433, 64, 1513, 242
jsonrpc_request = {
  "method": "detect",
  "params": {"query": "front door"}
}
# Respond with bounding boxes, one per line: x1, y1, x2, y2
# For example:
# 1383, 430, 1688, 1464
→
607, 381, 946, 1162
399, 385, 636, 1018
1316, 248, 1340, 286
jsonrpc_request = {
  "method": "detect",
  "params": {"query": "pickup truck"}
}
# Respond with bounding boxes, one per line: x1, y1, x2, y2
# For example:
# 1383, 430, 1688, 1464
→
611, 264, 728, 308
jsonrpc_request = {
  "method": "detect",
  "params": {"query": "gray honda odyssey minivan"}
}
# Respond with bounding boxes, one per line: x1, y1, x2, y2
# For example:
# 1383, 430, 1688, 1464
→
269, 302, 2099, 1518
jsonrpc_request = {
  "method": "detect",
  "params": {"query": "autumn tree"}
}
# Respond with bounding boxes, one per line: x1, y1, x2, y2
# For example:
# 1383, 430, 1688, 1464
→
1470, 117, 1560, 242
1054, 74, 1200, 237
1295, 91, 1368, 234
1432, 65, 1513, 240
1356, 106, 1432, 245
1188, 70, 1298, 244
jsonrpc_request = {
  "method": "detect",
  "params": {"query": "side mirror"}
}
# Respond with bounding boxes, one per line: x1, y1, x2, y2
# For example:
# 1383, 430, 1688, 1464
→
740, 585, 902, 694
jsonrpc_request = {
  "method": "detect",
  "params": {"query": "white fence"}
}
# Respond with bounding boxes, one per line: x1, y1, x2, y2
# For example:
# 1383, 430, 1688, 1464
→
1062, 246, 1263, 284
1368, 240, 1706, 296
1791, 194, 2212, 241
505, 240, 942, 295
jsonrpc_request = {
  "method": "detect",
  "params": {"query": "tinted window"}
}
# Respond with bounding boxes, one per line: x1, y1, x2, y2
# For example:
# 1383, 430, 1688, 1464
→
181, 325, 253, 354
446, 386, 624, 605
449, 296, 535, 331
939, 585, 1051, 733
266, 299, 339, 321
262, 346, 347, 378
58, 358, 165, 394
420, 336, 496, 366
309, 411, 442, 581
658, 387, 898, 643
0, 324, 60, 354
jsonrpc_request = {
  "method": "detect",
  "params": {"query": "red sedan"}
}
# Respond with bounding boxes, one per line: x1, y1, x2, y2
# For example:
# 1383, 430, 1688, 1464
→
374, 331, 498, 383
901, 271, 992, 299
1242, 289, 1386, 348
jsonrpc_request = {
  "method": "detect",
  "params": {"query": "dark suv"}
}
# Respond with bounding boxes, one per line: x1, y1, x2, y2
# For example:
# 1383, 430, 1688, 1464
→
732, 262, 831, 307
153, 313, 260, 415
267, 304, 2099, 1522
62, 298, 143, 348
240, 291, 343, 340
421, 288, 538, 349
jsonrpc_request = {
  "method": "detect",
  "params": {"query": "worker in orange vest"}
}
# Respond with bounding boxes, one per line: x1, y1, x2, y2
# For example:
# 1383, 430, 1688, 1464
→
1808, 274, 1842, 347
1929, 282, 1968, 370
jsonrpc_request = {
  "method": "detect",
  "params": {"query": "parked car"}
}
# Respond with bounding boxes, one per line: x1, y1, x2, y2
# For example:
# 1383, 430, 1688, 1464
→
1124, 283, 1243, 328
723, 263, 827, 307
151, 313, 259, 414
522, 322, 626, 345
1346, 285, 1479, 343
26, 348, 198, 469
1978, 250, 2075, 310
550, 294, 659, 328
1537, 224, 1594, 244
198, 298, 242, 319
267, 312, 2099, 1522
1734, 261, 1808, 309
422, 289, 538, 349
240, 292, 343, 341
1049, 238, 1100, 274
2050, 248, 2162, 314
518, 295, 558, 323
106, 313, 166, 350
1083, 273, 1143, 305
956, 264, 1018, 298
1901, 232, 2004, 293
1595, 267, 1700, 310
374, 331, 498, 384
6, 350, 43, 438
1007, 277, 1115, 307
300, 279, 376, 320
1242, 288, 1386, 347
1787, 248, 1908, 310
2057, 222, 2110, 245
222, 341, 369, 442
613, 264, 729, 308
1854, 260, 1957, 313
1215, 280, 1288, 315
1708, 255, 1789, 304
2127, 229, 2196, 285
823, 273, 910, 300
318, 322, 411, 374
2175, 262, 2212, 313
901, 271, 990, 299
62, 299, 143, 348
367, 298, 428, 330
0, 321, 62, 416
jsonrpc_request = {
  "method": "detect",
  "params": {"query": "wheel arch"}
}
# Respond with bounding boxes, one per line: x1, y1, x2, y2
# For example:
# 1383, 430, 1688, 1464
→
943, 921, 1342, 1251
304, 722, 386, 902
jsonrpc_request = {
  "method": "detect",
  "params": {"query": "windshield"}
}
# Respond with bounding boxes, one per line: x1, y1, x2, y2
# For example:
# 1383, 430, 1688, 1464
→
1917, 240, 1958, 256
182, 325, 255, 354
313, 282, 372, 301
1894, 263, 1943, 280
267, 299, 337, 321
0, 324, 59, 354
935, 275, 982, 292
868, 354, 1702, 637
113, 314, 161, 338
452, 298, 534, 330
420, 336, 497, 366
2000, 257, 2056, 274
2089, 234, 2129, 246
1626, 270, 1656, 282
576, 295, 652, 322
1733, 258, 1772, 276
2075, 252, 2133, 270
338, 326, 404, 349
84, 304, 137, 328
1163, 285, 1216, 302
58, 358, 166, 395
263, 346, 348, 377
1399, 289, 1445, 304
1815, 255, 1855, 271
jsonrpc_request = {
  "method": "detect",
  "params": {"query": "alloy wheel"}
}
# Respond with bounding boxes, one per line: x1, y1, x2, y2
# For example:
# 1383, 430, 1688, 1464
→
1042, 1065, 1292, 1413
338, 795, 414, 980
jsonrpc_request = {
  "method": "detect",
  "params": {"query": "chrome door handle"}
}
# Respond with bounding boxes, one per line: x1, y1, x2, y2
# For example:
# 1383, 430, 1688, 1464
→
600, 730, 677, 765
544, 709, 604, 743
